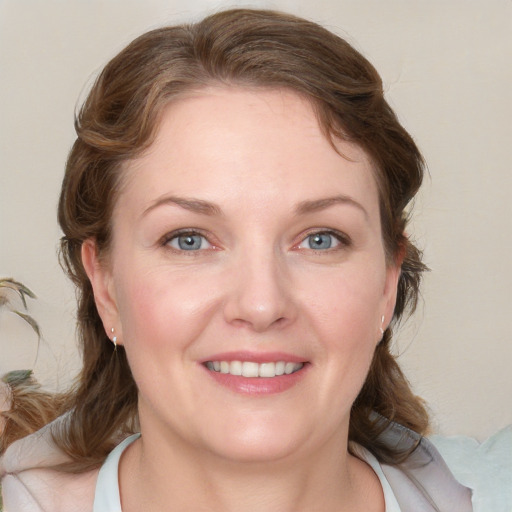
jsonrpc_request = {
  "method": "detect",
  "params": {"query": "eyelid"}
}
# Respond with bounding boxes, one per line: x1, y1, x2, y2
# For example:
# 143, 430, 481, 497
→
160, 228, 217, 251
295, 229, 352, 250
159, 228, 351, 252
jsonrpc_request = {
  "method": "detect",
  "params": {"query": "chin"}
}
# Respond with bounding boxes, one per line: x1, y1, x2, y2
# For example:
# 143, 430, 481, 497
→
212, 436, 301, 464
197, 414, 314, 464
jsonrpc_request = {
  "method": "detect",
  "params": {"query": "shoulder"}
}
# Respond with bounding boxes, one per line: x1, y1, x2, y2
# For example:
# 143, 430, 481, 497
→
352, 418, 474, 512
379, 437, 473, 512
2, 468, 98, 512
1, 416, 98, 512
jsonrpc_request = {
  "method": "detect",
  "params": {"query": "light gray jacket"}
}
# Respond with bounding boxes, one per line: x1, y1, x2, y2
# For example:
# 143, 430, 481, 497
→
1, 417, 472, 511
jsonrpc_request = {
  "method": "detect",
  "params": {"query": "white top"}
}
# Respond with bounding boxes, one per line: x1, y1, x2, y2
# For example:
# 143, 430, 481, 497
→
1, 414, 472, 511
93, 435, 402, 511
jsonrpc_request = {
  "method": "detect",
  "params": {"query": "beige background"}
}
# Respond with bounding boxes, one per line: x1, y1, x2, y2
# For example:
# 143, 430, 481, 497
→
0, 0, 510, 441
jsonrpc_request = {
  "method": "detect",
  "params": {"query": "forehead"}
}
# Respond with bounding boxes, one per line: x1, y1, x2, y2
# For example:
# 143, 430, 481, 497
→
118, 87, 379, 219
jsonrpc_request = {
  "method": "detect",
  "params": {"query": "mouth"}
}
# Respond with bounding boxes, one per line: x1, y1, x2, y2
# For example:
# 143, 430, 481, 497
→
204, 360, 304, 378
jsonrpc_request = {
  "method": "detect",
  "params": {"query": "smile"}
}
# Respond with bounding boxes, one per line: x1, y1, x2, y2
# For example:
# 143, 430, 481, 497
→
205, 360, 304, 378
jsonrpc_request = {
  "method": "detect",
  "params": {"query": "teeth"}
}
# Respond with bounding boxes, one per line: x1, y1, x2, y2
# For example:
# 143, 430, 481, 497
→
242, 361, 259, 377
230, 360, 242, 376
284, 362, 297, 375
275, 361, 285, 376
259, 362, 275, 378
206, 360, 304, 378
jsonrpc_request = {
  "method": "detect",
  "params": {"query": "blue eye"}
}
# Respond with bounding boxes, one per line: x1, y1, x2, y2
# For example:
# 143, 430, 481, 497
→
167, 233, 211, 251
298, 232, 343, 250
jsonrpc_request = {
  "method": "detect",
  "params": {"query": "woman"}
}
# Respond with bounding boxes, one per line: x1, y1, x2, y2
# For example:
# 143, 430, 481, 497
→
0, 8, 472, 511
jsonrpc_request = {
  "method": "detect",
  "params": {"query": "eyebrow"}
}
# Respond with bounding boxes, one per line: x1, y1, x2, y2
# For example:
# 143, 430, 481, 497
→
295, 195, 368, 219
142, 194, 368, 219
142, 195, 222, 217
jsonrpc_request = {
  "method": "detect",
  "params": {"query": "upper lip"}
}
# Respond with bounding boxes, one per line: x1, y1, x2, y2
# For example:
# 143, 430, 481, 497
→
200, 351, 307, 364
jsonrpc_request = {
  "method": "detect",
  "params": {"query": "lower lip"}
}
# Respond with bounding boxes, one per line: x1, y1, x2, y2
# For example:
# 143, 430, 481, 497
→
203, 365, 309, 395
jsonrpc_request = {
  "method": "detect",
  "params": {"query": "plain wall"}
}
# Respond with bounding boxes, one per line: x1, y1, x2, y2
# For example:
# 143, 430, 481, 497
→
1, 0, 510, 441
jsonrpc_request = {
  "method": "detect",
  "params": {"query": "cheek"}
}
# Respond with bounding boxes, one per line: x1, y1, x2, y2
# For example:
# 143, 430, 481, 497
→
304, 265, 384, 382
304, 264, 386, 339
114, 267, 220, 351
112, 272, 212, 401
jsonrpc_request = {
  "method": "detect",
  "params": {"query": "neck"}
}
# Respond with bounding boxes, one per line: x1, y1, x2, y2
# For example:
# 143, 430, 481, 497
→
119, 424, 383, 512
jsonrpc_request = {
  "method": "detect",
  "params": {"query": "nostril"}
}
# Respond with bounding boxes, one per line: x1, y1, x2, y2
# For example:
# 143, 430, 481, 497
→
222, 270, 297, 331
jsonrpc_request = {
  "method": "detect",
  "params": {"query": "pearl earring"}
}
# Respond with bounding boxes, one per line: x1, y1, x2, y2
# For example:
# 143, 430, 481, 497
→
379, 315, 385, 336
111, 327, 117, 348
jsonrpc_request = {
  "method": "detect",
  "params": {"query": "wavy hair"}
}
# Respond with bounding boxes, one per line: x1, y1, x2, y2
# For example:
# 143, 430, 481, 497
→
3, 8, 428, 470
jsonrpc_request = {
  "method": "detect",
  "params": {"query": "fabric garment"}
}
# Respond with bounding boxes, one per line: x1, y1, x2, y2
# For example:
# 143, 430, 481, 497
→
430, 427, 512, 512
1, 416, 473, 512
91, 434, 403, 512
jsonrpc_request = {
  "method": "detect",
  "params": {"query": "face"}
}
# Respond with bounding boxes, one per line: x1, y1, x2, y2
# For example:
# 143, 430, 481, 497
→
84, 87, 400, 464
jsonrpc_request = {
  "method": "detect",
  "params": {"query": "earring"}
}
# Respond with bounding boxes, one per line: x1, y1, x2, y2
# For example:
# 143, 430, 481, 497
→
111, 327, 117, 348
379, 315, 385, 336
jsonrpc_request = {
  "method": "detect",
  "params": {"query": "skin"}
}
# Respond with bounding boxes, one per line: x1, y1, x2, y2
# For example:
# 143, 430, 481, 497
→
83, 87, 400, 511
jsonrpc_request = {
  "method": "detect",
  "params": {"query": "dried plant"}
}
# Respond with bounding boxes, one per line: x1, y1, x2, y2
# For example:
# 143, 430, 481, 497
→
0, 278, 40, 339
0, 279, 43, 508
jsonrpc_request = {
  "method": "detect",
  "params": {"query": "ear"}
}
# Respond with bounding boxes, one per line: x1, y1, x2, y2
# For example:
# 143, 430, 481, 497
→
381, 242, 406, 332
81, 239, 121, 342
382, 263, 401, 332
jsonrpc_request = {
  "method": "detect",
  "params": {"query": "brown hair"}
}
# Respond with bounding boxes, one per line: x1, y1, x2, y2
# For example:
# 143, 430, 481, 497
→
4, 8, 428, 469
0, 371, 66, 456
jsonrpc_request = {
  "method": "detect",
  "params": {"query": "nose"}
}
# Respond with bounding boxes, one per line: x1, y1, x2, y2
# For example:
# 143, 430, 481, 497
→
223, 249, 297, 332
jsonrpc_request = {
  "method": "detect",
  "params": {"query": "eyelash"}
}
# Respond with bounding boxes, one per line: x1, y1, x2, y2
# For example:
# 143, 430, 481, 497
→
296, 229, 351, 252
161, 229, 214, 253
160, 228, 351, 253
